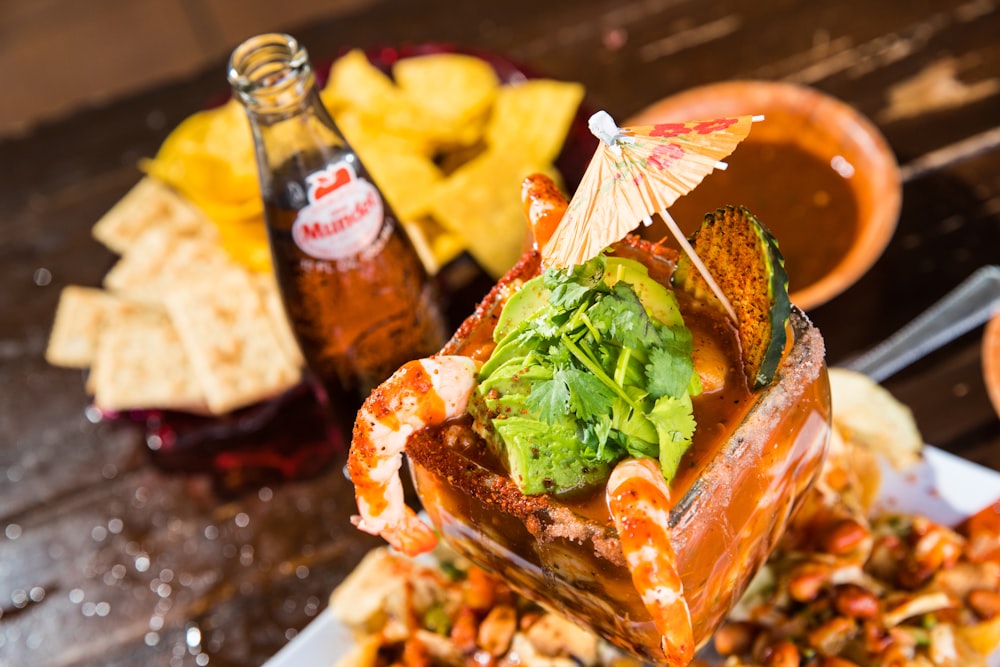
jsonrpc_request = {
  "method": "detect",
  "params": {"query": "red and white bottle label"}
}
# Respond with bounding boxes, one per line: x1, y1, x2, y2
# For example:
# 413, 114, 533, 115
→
292, 161, 384, 261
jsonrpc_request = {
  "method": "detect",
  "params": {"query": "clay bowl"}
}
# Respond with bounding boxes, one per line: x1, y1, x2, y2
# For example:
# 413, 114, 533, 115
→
985, 314, 1000, 417
627, 80, 902, 312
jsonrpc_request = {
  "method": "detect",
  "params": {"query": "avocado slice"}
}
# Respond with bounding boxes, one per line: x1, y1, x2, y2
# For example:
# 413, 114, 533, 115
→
604, 256, 685, 328
493, 275, 550, 341
495, 256, 685, 340
473, 252, 701, 495
673, 205, 791, 389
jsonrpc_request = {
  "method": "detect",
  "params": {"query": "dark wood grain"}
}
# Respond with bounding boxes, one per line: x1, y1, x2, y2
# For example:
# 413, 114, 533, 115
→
1, 0, 998, 665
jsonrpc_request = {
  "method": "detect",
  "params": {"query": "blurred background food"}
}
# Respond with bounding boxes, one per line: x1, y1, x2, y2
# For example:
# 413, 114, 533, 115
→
42, 48, 585, 415
142, 49, 582, 277
323, 374, 1000, 666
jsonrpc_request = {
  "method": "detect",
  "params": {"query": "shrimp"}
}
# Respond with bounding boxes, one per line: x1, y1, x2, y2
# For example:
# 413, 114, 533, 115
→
606, 457, 694, 666
521, 173, 569, 253
348, 355, 480, 556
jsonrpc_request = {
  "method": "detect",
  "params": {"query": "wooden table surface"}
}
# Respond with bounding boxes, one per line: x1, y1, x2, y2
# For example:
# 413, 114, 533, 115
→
2, 1, 998, 665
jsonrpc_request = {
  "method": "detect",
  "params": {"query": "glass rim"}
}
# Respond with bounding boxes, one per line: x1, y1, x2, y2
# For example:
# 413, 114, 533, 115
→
410, 307, 827, 532
227, 33, 312, 108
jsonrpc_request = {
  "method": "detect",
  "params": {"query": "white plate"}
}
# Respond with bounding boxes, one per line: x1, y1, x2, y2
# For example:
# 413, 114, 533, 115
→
265, 445, 1000, 667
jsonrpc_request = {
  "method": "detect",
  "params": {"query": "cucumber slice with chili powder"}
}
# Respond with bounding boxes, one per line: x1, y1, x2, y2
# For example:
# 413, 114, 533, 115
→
672, 204, 791, 389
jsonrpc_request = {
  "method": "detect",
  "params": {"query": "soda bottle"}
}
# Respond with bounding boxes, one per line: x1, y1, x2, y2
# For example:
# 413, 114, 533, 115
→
228, 33, 447, 422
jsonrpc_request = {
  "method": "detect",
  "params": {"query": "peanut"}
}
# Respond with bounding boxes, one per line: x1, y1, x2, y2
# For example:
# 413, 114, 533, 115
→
751, 629, 774, 663
518, 610, 543, 631
861, 618, 891, 653
821, 657, 862, 667
449, 606, 479, 652
713, 621, 756, 656
762, 640, 800, 667
466, 650, 496, 667
833, 584, 880, 619
897, 562, 934, 590
477, 605, 517, 656
401, 636, 431, 667
788, 563, 829, 602
887, 626, 917, 648
806, 616, 856, 655
524, 613, 598, 661
968, 588, 1000, 620
463, 567, 498, 611
876, 643, 909, 667
966, 529, 1000, 563
911, 521, 964, 571
823, 518, 870, 556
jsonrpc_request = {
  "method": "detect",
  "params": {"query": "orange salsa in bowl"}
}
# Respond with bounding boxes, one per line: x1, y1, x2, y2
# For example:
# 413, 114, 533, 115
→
627, 80, 901, 312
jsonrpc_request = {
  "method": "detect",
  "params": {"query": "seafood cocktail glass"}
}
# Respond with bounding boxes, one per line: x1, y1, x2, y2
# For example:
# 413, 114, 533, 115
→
405, 242, 832, 662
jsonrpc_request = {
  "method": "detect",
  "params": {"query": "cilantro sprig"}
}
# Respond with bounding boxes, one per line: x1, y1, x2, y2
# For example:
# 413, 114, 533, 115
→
469, 254, 702, 496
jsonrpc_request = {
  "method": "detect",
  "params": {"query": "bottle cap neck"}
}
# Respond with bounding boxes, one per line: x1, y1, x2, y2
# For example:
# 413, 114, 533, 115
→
228, 33, 315, 116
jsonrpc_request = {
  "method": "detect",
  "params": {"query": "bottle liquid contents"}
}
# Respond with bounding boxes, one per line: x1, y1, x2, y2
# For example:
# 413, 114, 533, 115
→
228, 34, 447, 422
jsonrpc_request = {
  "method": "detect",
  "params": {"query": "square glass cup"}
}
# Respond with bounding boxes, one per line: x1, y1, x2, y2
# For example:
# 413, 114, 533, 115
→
406, 240, 832, 662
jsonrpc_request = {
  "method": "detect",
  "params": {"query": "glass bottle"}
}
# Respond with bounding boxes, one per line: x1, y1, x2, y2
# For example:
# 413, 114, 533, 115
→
228, 33, 447, 422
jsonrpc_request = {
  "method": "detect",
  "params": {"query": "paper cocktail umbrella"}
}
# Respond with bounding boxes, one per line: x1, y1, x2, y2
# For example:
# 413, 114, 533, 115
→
543, 110, 762, 320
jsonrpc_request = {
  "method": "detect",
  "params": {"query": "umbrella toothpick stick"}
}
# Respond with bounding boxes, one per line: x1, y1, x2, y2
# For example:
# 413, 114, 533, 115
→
651, 210, 738, 323
545, 109, 759, 323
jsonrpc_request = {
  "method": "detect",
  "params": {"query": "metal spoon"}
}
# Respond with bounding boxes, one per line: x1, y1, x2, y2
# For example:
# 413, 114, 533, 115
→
842, 265, 1000, 382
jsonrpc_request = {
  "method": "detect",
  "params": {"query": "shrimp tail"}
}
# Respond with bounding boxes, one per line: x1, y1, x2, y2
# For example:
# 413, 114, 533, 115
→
607, 457, 694, 666
370, 507, 439, 557
521, 173, 569, 254
348, 355, 480, 557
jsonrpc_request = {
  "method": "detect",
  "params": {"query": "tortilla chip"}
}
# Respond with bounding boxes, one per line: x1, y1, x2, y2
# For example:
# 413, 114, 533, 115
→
140, 99, 262, 226
213, 215, 272, 274
819, 426, 883, 515
485, 79, 585, 163
199, 99, 256, 170
334, 109, 434, 158
429, 151, 559, 278
322, 49, 399, 113
92, 178, 210, 254
324, 50, 474, 150
828, 368, 923, 469
45, 287, 129, 368
393, 53, 499, 126
91, 307, 206, 412
957, 611, 1000, 656
142, 152, 262, 224
361, 147, 444, 220
402, 217, 465, 275
163, 262, 301, 415
329, 547, 408, 629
